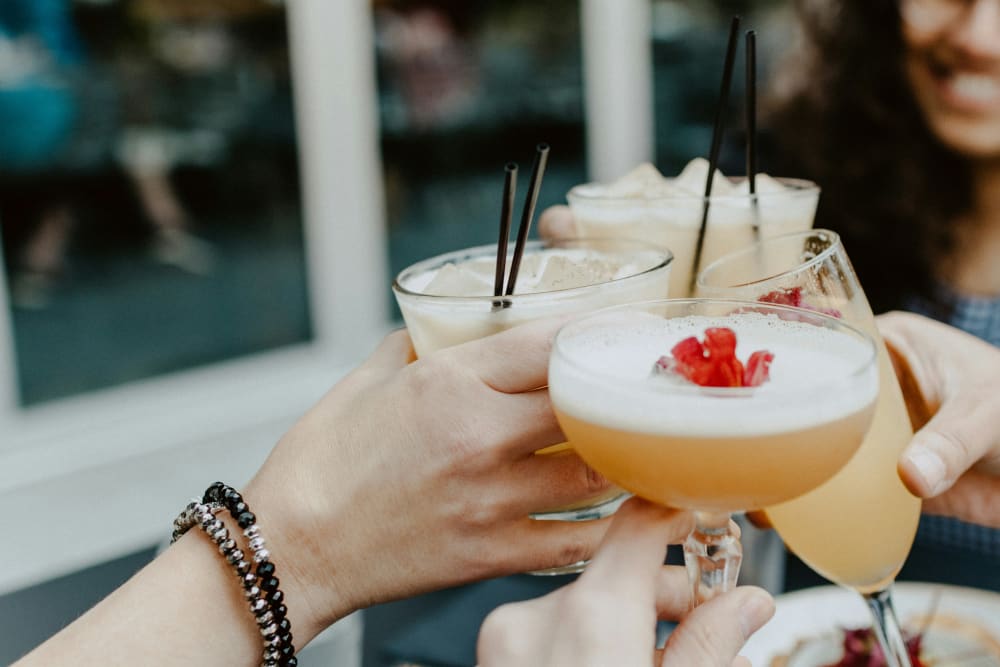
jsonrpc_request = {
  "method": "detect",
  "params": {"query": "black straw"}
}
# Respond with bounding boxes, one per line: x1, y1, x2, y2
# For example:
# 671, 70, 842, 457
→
745, 30, 760, 239
494, 162, 518, 302
505, 143, 550, 297
689, 15, 741, 294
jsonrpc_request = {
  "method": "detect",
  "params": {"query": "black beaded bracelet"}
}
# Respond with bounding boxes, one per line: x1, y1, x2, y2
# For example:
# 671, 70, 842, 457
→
172, 483, 296, 667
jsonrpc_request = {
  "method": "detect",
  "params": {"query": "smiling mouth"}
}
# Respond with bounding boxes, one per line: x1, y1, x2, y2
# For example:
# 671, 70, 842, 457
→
927, 59, 1000, 110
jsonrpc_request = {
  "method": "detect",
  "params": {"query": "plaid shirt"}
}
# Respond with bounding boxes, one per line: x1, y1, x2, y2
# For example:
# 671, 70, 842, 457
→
906, 285, 1000, 556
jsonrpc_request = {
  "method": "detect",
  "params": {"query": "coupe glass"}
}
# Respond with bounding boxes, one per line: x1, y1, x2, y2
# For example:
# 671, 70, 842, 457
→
549, 298, 879, 605
697, 229, 921, 667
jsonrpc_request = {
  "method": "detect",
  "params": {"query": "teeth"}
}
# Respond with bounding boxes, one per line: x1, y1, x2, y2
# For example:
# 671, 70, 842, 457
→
950, 73, 1000, 102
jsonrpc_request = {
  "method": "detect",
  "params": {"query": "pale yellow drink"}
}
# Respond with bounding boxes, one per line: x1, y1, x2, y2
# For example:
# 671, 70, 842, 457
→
765, 331, 920, 593
549, 309, 879, 514
555, 407, 875, 513
567, 160, 820, 298
393, 238, 673, 519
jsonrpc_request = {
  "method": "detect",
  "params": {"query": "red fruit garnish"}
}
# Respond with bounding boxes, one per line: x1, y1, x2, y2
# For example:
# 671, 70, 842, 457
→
826, 627, 925, 667
757, 287, 844, 320
667, 336, 718, 386
758, 287, 803, 308
744, 350, 774, 387
654, 327, 772, 388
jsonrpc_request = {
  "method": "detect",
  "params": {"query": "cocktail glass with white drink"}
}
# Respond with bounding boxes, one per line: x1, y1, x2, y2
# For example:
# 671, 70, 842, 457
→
567, 159, 820, 297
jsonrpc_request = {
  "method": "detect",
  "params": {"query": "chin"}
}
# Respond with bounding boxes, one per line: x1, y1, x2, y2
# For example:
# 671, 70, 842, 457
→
930, 119, 1000, 159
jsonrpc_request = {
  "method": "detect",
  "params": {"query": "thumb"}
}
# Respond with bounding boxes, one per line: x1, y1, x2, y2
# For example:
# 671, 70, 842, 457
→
660, 587, 774, 667
362, 329, 415, 374
537, 205, 578, 241
898, 388, 1000, 498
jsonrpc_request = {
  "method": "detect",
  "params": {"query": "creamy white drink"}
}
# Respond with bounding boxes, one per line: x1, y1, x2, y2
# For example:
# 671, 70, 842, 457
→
394, 240, 672, 357
567, 159, 820, 298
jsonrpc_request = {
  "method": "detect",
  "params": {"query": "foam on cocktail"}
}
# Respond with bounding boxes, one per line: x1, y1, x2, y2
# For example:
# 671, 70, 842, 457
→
551, 312, 877, 438
567, 159, 819, 297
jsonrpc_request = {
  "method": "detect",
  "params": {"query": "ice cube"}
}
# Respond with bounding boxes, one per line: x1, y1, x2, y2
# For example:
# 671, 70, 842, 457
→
423, 262, 495, 296
528, 254, 618, 292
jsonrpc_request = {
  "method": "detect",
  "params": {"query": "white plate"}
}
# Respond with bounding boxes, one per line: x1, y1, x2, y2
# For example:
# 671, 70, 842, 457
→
742, 582, 1000, 666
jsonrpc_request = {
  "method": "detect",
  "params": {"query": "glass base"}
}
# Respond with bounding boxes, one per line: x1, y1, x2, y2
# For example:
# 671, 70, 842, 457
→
529, 491, 630, 522
526, 493, 629, 576
527, 559, 590, 576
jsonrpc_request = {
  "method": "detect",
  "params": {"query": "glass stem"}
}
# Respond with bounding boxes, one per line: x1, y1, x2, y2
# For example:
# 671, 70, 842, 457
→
862, 587, 912, 667
683, 511, 741, 608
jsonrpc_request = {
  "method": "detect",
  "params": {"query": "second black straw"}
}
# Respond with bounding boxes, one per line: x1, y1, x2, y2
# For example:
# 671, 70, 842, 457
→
689, 15, 741, 294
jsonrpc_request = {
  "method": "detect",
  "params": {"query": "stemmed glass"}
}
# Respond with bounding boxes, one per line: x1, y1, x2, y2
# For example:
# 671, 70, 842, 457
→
549, 298, 879, 605
697, 229, 921, 667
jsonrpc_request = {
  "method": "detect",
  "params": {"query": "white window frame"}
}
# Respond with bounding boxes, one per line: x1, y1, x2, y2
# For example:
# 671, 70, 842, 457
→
0, 0, 652, 597
581, 0, 654, 181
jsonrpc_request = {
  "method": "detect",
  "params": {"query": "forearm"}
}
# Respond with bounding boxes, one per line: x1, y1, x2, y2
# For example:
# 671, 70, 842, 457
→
15, 492, 337, 667
16, 530, 263, 666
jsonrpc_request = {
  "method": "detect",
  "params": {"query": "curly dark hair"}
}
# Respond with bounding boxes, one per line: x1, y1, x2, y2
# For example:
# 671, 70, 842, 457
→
768, 0, 972, 313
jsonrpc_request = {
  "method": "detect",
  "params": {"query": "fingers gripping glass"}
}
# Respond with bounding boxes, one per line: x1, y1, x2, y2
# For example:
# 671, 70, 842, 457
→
393, 238, 674, 575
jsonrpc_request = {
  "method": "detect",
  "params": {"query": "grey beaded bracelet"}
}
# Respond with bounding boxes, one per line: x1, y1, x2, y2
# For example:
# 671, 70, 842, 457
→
172, 484, 296, 667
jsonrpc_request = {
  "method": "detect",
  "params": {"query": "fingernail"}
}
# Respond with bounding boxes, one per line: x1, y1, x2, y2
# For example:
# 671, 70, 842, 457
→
907, 446, 947, 495
738, 589, 775, 638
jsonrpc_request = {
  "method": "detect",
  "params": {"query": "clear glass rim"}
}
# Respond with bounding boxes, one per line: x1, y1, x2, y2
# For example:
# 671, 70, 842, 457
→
552, 297, 877, 399
566, 176, 820, 205
392, 238, 674, 304
697, 229, 844, 291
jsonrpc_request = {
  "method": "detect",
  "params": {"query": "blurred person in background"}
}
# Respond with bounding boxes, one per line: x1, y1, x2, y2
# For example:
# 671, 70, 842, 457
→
0, 0, 289, 309
112, 0, 289, 277
770, 0, 1000, 328
0, 0, 88, 307
374, 0, 480, 130
768, 0, 1000, 589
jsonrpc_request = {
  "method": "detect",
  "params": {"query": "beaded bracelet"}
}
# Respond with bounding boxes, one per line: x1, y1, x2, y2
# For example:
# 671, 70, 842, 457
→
172, 483, 296, 667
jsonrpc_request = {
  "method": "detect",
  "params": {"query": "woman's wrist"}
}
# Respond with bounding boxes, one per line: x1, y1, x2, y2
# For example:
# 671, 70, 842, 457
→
176, 484, 301, 664
240, 476, 362, 643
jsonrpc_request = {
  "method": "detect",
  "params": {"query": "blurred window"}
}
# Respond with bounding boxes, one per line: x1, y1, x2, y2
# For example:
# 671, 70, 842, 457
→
0, 0, 310, 405
651, 0, 795, 174
373, 0, 587, 310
